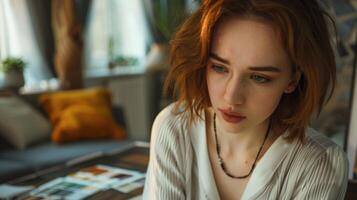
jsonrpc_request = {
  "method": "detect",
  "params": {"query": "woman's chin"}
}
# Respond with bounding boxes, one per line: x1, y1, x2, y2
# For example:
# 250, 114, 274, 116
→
219, 120, 248, 134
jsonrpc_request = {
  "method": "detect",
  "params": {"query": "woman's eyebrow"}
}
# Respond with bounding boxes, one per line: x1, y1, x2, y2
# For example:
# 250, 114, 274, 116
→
209, 53, 230, 64
210, 52, 282, 73
248, 66, 281, 73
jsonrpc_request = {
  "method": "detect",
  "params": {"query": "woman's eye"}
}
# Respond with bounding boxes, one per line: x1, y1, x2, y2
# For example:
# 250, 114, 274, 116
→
211, 65, 228, 73
251, 74, 271, 83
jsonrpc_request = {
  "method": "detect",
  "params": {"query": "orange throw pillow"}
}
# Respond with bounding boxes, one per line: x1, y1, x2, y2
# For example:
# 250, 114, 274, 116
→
39, 88, 127, 144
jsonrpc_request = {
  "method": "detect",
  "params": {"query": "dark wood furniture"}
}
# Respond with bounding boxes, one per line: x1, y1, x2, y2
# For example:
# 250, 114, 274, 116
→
346, 180, 357, 200
6, 140, 357, 199
10, 141, 149, 200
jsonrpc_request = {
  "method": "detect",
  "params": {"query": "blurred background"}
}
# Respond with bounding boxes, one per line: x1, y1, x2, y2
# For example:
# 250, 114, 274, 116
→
0, 0, 356, 179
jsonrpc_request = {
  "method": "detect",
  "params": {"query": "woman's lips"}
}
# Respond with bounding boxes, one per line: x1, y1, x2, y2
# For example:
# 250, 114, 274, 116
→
219, 109, 246, 123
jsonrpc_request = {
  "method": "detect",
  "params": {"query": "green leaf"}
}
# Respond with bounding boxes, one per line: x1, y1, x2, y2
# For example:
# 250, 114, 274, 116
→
0, 57, 26, 73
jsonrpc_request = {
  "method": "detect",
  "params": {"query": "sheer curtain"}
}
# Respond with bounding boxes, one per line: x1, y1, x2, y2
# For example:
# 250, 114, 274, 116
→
84, 0, 149, 70
0, 0, 52, 85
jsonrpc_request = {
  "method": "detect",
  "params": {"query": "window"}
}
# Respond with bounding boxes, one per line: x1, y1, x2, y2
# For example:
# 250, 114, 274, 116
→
84, 0, 149, 70
0, 0, 52, 85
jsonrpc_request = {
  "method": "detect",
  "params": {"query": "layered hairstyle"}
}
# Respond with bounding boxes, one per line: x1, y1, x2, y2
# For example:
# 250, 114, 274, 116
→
164, 0, 336, 142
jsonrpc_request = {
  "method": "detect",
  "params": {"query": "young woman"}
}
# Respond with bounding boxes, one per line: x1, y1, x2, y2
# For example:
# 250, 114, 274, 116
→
143, 0, 349, 199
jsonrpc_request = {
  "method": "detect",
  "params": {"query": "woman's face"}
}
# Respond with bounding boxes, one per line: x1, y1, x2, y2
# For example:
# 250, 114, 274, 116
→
206, 17, 297, 133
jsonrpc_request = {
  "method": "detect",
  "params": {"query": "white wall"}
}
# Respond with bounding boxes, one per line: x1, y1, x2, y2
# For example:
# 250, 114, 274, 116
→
108, 75, 152, 141
85, 71, 162, 142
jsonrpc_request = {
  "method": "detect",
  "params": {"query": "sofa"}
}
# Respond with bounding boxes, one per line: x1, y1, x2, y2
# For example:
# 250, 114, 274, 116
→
0, 90, 135, 183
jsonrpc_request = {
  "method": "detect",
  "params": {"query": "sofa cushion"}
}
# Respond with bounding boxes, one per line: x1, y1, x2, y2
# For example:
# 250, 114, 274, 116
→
39, 87, 127, 143
0, 139, 133, 172
0, 159, 34, 183
0, 97, 51, 149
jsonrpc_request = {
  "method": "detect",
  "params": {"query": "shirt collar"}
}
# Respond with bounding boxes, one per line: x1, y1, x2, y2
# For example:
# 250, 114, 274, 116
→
190, 114, 296, 200
241, 131, 296, 199
189, 115, 221, 200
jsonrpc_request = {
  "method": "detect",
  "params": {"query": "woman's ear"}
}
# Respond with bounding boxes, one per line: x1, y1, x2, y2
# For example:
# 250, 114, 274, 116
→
284, 71, 301, 93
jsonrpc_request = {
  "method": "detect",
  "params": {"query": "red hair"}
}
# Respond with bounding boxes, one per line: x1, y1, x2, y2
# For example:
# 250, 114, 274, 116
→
164, 0, 336, 142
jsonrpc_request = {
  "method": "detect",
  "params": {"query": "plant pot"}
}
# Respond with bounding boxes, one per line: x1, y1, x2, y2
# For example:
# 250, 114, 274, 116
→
3, 70, 25, 89
145, 43, 170, 72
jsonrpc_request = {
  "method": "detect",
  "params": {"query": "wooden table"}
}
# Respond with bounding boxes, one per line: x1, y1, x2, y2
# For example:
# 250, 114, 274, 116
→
13, 142, 150, 200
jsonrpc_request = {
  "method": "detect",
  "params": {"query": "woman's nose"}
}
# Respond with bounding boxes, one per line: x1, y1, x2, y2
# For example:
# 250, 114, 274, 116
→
223, 76, 246, 105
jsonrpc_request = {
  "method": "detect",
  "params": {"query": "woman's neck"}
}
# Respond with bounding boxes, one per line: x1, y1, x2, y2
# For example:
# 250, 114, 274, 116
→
220, 119, 270, 153
206, 109, 279, 159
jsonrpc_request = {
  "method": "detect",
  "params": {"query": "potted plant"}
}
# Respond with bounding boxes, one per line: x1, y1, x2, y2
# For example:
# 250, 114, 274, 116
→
0, 57, 26, 89
144, 0, 198, 71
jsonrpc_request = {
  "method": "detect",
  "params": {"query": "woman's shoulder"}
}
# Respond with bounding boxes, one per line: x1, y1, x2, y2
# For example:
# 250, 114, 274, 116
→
280, 128, 349, 199
303, 128, 346, 157
295, 127, 348, 171
153, 103, 188, 131
150, 103, 191, 146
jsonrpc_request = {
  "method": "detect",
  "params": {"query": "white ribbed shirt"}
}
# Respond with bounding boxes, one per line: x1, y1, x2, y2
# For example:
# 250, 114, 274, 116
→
143, 104, 349, 199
